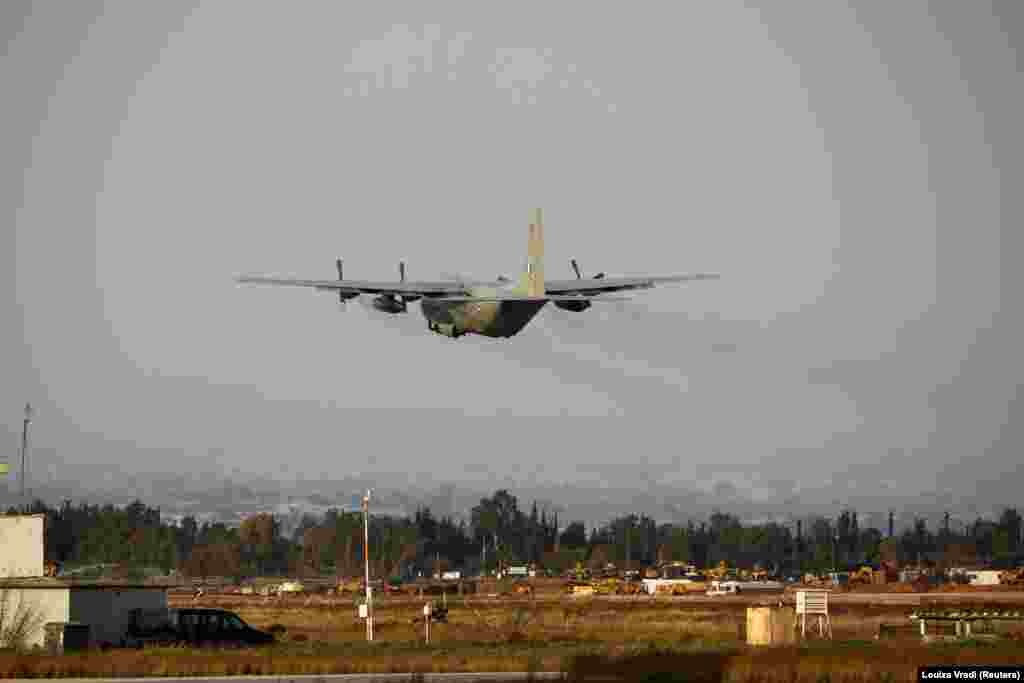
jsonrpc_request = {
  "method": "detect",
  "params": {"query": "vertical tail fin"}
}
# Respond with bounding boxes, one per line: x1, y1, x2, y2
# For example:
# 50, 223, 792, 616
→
517, 208, 545, 297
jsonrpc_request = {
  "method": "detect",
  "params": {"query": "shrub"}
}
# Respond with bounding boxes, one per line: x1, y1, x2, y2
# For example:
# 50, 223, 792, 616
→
0, 589, 45, 652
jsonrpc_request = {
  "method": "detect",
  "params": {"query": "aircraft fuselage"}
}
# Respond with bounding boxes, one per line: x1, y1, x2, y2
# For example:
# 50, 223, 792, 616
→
420, 286, 548, 338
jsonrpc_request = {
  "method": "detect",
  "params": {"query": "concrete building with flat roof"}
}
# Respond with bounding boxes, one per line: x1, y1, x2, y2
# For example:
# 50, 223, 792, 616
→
0, 514, 167, 649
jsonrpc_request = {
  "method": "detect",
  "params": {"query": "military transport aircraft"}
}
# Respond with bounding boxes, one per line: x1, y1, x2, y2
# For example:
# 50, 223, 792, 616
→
235, 209, 719, 339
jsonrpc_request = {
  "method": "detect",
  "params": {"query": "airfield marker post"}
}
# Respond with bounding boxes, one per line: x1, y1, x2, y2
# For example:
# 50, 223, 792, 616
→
424, 603, 431, 644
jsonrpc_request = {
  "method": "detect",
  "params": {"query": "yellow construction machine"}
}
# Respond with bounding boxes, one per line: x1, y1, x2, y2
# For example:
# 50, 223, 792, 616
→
564, 562, 595, 596
801, 573, 831, 587
705, 561, 731, 581
848, 566, 875, 586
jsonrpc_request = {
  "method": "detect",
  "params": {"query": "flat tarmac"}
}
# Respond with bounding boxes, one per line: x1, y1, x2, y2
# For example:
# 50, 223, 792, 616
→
3, 675, 563, 683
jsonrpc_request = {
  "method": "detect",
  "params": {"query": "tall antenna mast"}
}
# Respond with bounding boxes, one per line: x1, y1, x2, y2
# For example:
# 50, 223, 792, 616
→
20, 403, 33, 500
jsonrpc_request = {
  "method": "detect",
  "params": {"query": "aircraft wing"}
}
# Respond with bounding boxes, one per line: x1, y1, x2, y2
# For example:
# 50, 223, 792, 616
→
234, 275, 467, 297
433, 295, 631, 303
544, 272, 720, 295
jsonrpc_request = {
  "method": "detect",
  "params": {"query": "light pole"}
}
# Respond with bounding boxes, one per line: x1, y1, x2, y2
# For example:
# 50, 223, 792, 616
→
363, 489, 373, 642
625, 516, 631, 573
20, 403, 32, 501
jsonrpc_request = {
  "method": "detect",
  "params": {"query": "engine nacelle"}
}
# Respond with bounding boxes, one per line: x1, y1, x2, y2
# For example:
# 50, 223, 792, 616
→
334, 259, 360, 305
555, 299, 592, 312
372, 295, 406, 314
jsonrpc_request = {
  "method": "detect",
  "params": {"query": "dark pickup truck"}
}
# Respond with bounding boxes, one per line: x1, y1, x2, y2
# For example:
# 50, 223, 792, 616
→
124, 608, 275, 648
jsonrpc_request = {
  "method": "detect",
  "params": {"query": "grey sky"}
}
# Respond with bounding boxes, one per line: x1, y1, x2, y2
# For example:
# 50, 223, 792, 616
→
4, 2, 1022, 518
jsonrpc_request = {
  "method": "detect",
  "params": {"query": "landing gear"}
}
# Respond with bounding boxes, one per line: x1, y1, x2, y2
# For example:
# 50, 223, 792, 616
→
428, 318, 464, 338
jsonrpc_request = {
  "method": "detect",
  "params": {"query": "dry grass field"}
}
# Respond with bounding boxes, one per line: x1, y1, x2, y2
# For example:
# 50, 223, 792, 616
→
2, 591, 1023, 680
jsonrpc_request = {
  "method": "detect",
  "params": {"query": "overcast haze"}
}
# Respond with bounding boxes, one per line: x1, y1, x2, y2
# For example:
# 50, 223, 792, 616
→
3, 2, 1022, 522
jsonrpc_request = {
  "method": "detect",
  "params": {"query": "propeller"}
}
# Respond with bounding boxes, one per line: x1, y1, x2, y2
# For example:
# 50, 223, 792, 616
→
335, 258, 360, 310
558, 259, 611, 312
370, 260, 418, 313
571, 259, 605, 280
398, 260, 420, 305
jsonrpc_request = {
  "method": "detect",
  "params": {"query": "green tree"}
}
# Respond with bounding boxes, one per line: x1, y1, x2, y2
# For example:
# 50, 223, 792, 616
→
663, 525, 689, 563
998, 508, 1021, 555
560, 522, 587, 549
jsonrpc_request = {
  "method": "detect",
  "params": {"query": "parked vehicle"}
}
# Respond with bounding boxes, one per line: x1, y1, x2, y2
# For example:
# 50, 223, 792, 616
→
124, 608, 275, 648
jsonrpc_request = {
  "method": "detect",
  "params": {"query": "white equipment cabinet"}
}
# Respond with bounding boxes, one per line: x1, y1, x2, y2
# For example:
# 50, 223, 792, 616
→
795, 589, 832, 639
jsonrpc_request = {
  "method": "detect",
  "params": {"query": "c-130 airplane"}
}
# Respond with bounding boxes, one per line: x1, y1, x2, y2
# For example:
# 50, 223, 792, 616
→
235, 209, 719, 339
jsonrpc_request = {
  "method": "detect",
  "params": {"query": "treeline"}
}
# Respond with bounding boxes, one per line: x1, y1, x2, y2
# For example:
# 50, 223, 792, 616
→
6, 491, 1022, 580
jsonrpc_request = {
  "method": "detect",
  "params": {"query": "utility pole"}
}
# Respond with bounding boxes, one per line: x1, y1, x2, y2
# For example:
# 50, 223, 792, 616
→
20, 403, 32, 501
493, 534, 499, 577
625, 517, 631, 573
796, 519, 803, 573
363, 489, 373, 642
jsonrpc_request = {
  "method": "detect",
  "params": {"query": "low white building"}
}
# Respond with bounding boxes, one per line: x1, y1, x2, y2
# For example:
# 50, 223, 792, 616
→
0, 578, 168, 648
0, 514, 167, 649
